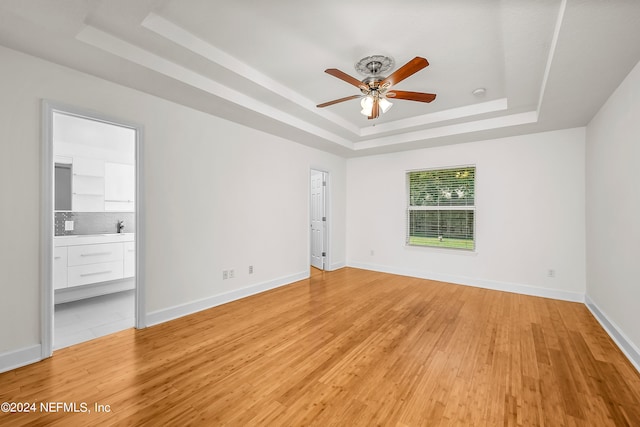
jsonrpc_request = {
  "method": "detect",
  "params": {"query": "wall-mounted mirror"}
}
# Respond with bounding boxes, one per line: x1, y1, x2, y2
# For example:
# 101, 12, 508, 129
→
54, 161, 72, 211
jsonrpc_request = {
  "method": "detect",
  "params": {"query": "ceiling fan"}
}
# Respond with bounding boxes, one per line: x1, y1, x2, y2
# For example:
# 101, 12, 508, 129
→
316, 55, 437, 119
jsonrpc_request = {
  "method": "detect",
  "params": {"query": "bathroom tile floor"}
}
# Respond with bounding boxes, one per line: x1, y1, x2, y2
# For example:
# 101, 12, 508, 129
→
54, 290, 135, 350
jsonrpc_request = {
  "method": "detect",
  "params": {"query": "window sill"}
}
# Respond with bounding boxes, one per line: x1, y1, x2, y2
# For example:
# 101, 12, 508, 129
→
404, 243, 478, 256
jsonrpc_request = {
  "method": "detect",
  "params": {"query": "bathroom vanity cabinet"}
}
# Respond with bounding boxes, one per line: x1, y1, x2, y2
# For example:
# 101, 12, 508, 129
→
54, 233, 135, 303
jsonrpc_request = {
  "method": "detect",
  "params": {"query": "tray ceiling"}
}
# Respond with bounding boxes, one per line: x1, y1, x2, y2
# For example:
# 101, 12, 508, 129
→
1, 0, 640, 156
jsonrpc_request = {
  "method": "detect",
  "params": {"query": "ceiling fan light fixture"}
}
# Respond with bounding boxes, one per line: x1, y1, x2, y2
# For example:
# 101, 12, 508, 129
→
360, 95, 374, 116
379, 97, 393, 113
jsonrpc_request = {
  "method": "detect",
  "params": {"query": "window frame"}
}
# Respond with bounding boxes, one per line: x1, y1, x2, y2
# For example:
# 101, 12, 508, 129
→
405, 165, 477, 251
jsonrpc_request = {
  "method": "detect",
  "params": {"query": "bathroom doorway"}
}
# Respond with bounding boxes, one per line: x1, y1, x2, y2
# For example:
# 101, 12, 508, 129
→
41, 102, 144, 356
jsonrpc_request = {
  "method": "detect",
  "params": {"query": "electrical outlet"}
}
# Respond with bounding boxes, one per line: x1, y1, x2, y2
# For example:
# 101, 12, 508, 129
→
249, 265, 254, 274
64, 220, 74, 231
229, 269, 235, 279
547, 269, 555, 278
370, 250, 375, 256
223, 270, 228, 280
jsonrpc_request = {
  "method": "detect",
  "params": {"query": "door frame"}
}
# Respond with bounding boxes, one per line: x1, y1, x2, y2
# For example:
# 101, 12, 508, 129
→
309, 168, 330, 271
40, 100, 146, 358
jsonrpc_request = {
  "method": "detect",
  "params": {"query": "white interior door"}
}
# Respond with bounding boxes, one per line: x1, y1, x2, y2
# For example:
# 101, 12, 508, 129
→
310, 171, 325, 270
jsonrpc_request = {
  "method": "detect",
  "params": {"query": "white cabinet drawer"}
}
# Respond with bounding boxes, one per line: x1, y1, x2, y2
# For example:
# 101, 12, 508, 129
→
67, 261, 124, 287
123, 241, 135, 278
67, 243, 123, 266
53, 246, 68, 290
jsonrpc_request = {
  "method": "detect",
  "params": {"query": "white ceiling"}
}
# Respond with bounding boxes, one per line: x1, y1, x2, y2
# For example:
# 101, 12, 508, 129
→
1, 0, 640, 157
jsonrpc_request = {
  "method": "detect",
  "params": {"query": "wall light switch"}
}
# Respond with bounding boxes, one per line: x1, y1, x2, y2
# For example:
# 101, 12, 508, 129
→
64, 220, 74, 231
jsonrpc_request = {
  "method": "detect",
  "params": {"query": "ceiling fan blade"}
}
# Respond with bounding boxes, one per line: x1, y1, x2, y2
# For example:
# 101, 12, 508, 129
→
316, 94, 361, 108
325, 68, 368, 91
379, 57, 429, 88
386, 90, 436, 103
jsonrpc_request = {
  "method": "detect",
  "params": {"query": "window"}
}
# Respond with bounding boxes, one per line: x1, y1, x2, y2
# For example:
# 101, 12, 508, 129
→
407, 166, 476, 250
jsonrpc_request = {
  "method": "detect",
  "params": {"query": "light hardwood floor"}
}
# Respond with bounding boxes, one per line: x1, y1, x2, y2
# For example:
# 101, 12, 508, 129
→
1, 268, 639, 426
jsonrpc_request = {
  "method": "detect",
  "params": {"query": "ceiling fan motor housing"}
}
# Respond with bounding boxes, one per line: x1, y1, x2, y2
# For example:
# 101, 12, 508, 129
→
355, 55, 395, 77
361, 76, 384, 94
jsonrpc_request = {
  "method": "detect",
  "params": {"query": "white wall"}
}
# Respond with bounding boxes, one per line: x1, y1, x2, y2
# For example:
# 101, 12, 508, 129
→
586, 60, 640, 366
347, 128, 586, 300
7, 37, 639, 372
0, 46, 346, 360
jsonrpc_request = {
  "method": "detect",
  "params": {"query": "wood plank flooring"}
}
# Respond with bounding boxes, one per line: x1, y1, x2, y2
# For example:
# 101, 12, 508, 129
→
1, 267, 639, 426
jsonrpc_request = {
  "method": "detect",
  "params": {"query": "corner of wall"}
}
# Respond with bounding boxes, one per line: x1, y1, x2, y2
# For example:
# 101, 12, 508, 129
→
347, 262, 585, 303
328, 262, 346, 271
585, 295, 640, 374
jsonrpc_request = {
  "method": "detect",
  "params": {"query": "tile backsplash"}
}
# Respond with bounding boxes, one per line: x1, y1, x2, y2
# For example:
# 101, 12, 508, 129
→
55, 212, 135, 236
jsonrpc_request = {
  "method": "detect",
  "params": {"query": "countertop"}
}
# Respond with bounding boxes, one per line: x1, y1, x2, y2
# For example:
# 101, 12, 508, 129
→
54, 233, 135, 246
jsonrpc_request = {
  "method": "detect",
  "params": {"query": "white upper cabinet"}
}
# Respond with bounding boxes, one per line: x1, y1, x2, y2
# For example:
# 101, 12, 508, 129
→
73, 156, 104, 177
70, 158, 134, 211
72, 156, 105, 211
53, 111, 136, 212
105, 162, 135, 211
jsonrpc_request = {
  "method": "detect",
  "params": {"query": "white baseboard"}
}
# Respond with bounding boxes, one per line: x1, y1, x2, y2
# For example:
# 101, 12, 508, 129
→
585, 295, 640, 374
0, 344, 42, 374
55, 278, 135, 304
347, 262, 585, 302
146, 270, 309, 327
348, 262, 640, 373
328, 261, 346, 271
3, 269, 638, 379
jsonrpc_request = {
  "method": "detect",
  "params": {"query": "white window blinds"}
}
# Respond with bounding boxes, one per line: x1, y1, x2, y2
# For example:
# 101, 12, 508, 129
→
407, 166, 476, 250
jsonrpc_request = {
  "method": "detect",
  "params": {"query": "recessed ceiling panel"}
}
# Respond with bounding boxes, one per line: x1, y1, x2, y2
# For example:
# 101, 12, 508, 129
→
0, 0, 639, 156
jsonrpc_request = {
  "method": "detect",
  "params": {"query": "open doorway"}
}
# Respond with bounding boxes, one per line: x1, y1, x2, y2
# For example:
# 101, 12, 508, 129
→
41, 102, 143, 356
310, 169, 327, 271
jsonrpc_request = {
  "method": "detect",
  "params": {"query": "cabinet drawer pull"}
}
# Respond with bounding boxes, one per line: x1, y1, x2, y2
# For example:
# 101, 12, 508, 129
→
80, 252, 111, 257
54, 256, 61, 260
127, 249, 135, 253
80, 270, 112, 277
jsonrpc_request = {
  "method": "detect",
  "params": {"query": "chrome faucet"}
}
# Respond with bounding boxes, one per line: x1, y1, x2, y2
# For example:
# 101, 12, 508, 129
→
117, 220, 125, 233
